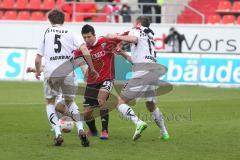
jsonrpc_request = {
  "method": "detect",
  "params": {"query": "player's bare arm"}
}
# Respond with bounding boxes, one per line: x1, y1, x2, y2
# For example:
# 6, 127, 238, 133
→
79, 44, 99, 79
26, 66, 44, 73
79, 61, 88, 76
34, 54, 42, 80
105, 33, 138, 44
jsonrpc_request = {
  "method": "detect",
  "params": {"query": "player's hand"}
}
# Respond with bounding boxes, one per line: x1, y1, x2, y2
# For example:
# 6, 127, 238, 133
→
105, 33, 117, 39
114, 43, 123, 55
26, 67, 34, 73
89, 69, 99, 80
35, 72, 41, 80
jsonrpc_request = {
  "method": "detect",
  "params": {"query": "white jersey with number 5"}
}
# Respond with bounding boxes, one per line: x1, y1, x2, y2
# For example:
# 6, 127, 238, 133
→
128, 26, 156, 64
37, 25, 83, 78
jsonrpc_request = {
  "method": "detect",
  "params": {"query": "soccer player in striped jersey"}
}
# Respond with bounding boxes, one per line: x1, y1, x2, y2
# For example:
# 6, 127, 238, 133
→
35, 9, 97, 146
105, 16, 170, 141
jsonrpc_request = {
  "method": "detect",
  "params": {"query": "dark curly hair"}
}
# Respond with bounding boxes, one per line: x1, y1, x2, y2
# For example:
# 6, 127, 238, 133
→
48, 9, 65, 25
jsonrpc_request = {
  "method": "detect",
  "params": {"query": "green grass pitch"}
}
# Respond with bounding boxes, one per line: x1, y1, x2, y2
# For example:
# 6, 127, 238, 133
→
0, 81, 239, 160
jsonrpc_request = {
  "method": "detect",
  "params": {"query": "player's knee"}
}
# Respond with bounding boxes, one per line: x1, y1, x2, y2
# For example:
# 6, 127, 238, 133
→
84, 114, 92, 121
83, 107, 92, 121
55, 103, 66, 114
98, 98, 106, 107
64, 98, 73, 106
117, 96, 126, 105
145, 101, 156, 112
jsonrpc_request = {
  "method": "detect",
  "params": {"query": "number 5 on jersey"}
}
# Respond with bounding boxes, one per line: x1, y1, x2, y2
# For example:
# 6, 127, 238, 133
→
54, 34, 62, 53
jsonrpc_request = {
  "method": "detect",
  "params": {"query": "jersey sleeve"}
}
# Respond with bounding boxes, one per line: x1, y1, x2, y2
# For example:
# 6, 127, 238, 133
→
37, 28, 50, 56
120, 31, 130, 36
37, 31, 46, 56
109, 31, 130, 44
128, 28, 140, 39
37, 39, 44, 56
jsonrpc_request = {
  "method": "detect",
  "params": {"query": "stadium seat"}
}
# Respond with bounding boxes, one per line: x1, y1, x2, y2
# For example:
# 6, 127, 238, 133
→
75, 3, 97, 12
222, 15, 235, 24
3, 11, 17, 20
63, 4, 73, 14
56, 0, 65, 8
232, 1, 240, 12
0, 11, 3, 19
74, 15, 84, 22
42, 0, 55, 10
2, 0, 15, 9
29, 0, 42, 9
177, 15, 185, 24
217, 1, 231, 12
18, 11, 30, 20
207, 14, 221, 24
237, 16, 240, 25
16, 0, 28, 9
65, 13, 71, 22
92, 6, 108, 22
75, 4, 84, 12
75, 3, 97, 20
31, 11, 45, 20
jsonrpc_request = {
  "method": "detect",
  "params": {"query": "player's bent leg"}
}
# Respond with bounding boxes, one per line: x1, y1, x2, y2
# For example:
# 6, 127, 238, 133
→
46, 98, 63, 146
65, 99, 90, 147
84, 106, 98, 136
44, 78, 63, 145
98, 89, 109, 107
117, 96, 147, 141
55, 102, 67, 118
65, 96, 83, 133
145, 101, 169, 140
99, 108, 109, 140
98, 88, 110, 139
54, 94, 67, 119
117, 96, 140, 125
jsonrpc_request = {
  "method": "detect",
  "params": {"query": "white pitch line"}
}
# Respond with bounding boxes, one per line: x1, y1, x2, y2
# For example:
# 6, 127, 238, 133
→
158, 97, 240, 102
0, 97, 239, 106
0, 102, 44, 106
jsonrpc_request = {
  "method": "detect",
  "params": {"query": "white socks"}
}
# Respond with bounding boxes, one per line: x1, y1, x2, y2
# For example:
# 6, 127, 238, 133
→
68, 102, 84, 134
46, 104, 61, 137
118, 104, 141, 125
152, 108, 168, 135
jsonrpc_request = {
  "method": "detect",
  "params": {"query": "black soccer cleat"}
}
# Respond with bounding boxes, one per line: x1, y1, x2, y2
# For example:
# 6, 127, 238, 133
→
79, 131, 90, 147
54, 135, 63, 146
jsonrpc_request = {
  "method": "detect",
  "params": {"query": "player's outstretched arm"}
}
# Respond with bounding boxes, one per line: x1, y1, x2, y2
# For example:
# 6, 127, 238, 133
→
26, 67, 36, 73
79, 44, 99, 78
35, 54, 42, 80
26, 66, 44, 73
79, 62, 88, 80
114, 43, 133, 64
105, 33, 138, 44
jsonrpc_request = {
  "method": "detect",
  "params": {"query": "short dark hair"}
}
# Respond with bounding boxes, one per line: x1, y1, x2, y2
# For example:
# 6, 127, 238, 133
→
81, 24, 95, 35
48, 9, 65, 25
136, 16, 151, 28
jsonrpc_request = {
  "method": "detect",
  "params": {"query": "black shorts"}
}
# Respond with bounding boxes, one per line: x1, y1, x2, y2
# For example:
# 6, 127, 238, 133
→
83, 80, 113, 107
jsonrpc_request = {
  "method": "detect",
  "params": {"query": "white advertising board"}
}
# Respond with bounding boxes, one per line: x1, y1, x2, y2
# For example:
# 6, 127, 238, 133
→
0, 21, 239, 54
1, 48, 240, 88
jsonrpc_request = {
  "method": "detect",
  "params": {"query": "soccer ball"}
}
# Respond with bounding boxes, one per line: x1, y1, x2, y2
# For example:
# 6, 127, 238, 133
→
59, 116, 74, 133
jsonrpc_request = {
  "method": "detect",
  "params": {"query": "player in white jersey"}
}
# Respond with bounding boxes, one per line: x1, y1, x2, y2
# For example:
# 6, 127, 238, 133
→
105, 16, 169, 141
35, 9, 97, 146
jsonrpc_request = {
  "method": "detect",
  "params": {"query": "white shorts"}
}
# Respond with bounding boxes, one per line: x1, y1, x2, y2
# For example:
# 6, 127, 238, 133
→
43, 76, 78, 100
120, 70, 159, 103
